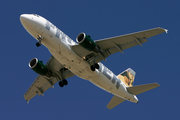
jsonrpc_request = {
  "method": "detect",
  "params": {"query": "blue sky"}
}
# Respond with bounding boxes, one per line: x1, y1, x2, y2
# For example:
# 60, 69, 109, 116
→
1, 0, 179, 119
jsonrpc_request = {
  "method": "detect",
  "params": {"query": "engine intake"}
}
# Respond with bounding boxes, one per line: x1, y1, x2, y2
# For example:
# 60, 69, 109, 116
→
29, 58, 51, 77
76, 33, 98, 52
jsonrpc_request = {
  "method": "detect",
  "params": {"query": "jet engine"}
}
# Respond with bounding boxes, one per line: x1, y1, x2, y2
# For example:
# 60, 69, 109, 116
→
29, 58, 51, 77
76, 33, 99, 52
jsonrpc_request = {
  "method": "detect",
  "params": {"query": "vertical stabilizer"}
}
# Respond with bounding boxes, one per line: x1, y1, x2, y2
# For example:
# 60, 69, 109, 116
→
117, 68, 135, 87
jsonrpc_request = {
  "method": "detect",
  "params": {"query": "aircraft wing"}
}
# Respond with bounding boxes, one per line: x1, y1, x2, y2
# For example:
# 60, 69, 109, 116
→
24, 56, 75, 103
72, 27, 167, 64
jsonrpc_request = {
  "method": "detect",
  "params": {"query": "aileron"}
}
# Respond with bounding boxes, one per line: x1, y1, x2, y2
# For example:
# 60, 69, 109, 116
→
111, 41, 123, 53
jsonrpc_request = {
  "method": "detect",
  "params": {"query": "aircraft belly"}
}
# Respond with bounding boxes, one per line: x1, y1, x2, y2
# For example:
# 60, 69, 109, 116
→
89, 74, 111, 92
50, 47, 138, 101
49, 46, 100, 80
47, 36, 136, 101
28, 20, 96, 79
89, 72, 136, 101
26, 20, 60, 52
89, 74, 120, 94
42, 31, 61, 52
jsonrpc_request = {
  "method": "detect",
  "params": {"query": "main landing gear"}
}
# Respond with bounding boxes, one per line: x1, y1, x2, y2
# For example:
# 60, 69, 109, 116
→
90, 63, 99, 71
59, 79, 68, 87
57, 68, 69, 88
90, 54, 100, 71
36, 35, 43, 47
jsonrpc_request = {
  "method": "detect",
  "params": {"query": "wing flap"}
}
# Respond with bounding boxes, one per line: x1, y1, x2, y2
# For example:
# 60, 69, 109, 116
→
108, 38, 148, 55
127, 83, 160, 95
107, 95, 125, 110
24, 76, 57, 102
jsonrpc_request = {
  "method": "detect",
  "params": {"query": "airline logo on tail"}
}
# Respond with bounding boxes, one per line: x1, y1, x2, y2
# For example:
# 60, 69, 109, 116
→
117, 68, 135, 87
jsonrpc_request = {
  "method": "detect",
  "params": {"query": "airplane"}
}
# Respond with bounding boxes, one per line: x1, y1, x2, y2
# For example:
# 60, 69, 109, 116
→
20, 14, 167, 109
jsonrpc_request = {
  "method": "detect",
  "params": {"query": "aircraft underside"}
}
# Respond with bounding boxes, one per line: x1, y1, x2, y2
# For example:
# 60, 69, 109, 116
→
20, 14, 166, 109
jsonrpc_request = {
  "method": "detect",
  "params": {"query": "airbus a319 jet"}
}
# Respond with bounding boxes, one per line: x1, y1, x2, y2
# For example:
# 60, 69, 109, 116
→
20, 14, 167, 109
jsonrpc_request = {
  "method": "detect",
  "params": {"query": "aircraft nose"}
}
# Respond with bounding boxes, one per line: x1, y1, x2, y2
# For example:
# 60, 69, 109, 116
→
20, 14, 34, 27
20, 14, 31, 23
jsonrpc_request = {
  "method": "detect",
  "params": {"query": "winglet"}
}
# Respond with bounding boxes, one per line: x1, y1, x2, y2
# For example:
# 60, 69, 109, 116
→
164, 29, 168, 34
27, 100, 30, 104
159, 27, 168, 34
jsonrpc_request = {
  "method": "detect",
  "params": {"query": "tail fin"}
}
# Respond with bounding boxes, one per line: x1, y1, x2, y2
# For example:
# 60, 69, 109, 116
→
127, 83, 160, 95
117, 68, 135, 87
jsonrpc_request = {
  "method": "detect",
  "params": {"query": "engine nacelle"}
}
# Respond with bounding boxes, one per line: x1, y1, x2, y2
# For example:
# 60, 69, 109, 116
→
29, 58, 51, 77
76, 33, 99, 52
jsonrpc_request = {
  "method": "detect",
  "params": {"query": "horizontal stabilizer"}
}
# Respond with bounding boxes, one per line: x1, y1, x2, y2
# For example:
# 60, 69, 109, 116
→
107, 95, 125, 110
127, 83, 160, 95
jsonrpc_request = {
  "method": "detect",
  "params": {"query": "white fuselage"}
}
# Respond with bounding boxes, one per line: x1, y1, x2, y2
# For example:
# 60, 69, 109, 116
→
20, 14, 138, 103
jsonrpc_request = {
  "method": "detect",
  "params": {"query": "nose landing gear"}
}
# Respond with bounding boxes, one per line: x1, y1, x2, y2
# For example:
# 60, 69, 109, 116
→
57, 68, 69, 88
36, 35, 43, 47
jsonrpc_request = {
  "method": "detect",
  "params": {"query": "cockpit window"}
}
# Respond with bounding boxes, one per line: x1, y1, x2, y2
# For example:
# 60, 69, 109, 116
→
33, 14, 39, 17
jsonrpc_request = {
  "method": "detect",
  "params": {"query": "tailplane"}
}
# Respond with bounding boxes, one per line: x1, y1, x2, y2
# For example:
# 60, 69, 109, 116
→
106, 83, 160, 109
106, 68, 160, 109
126, 83, 160, 95
106, 95, 125, 110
